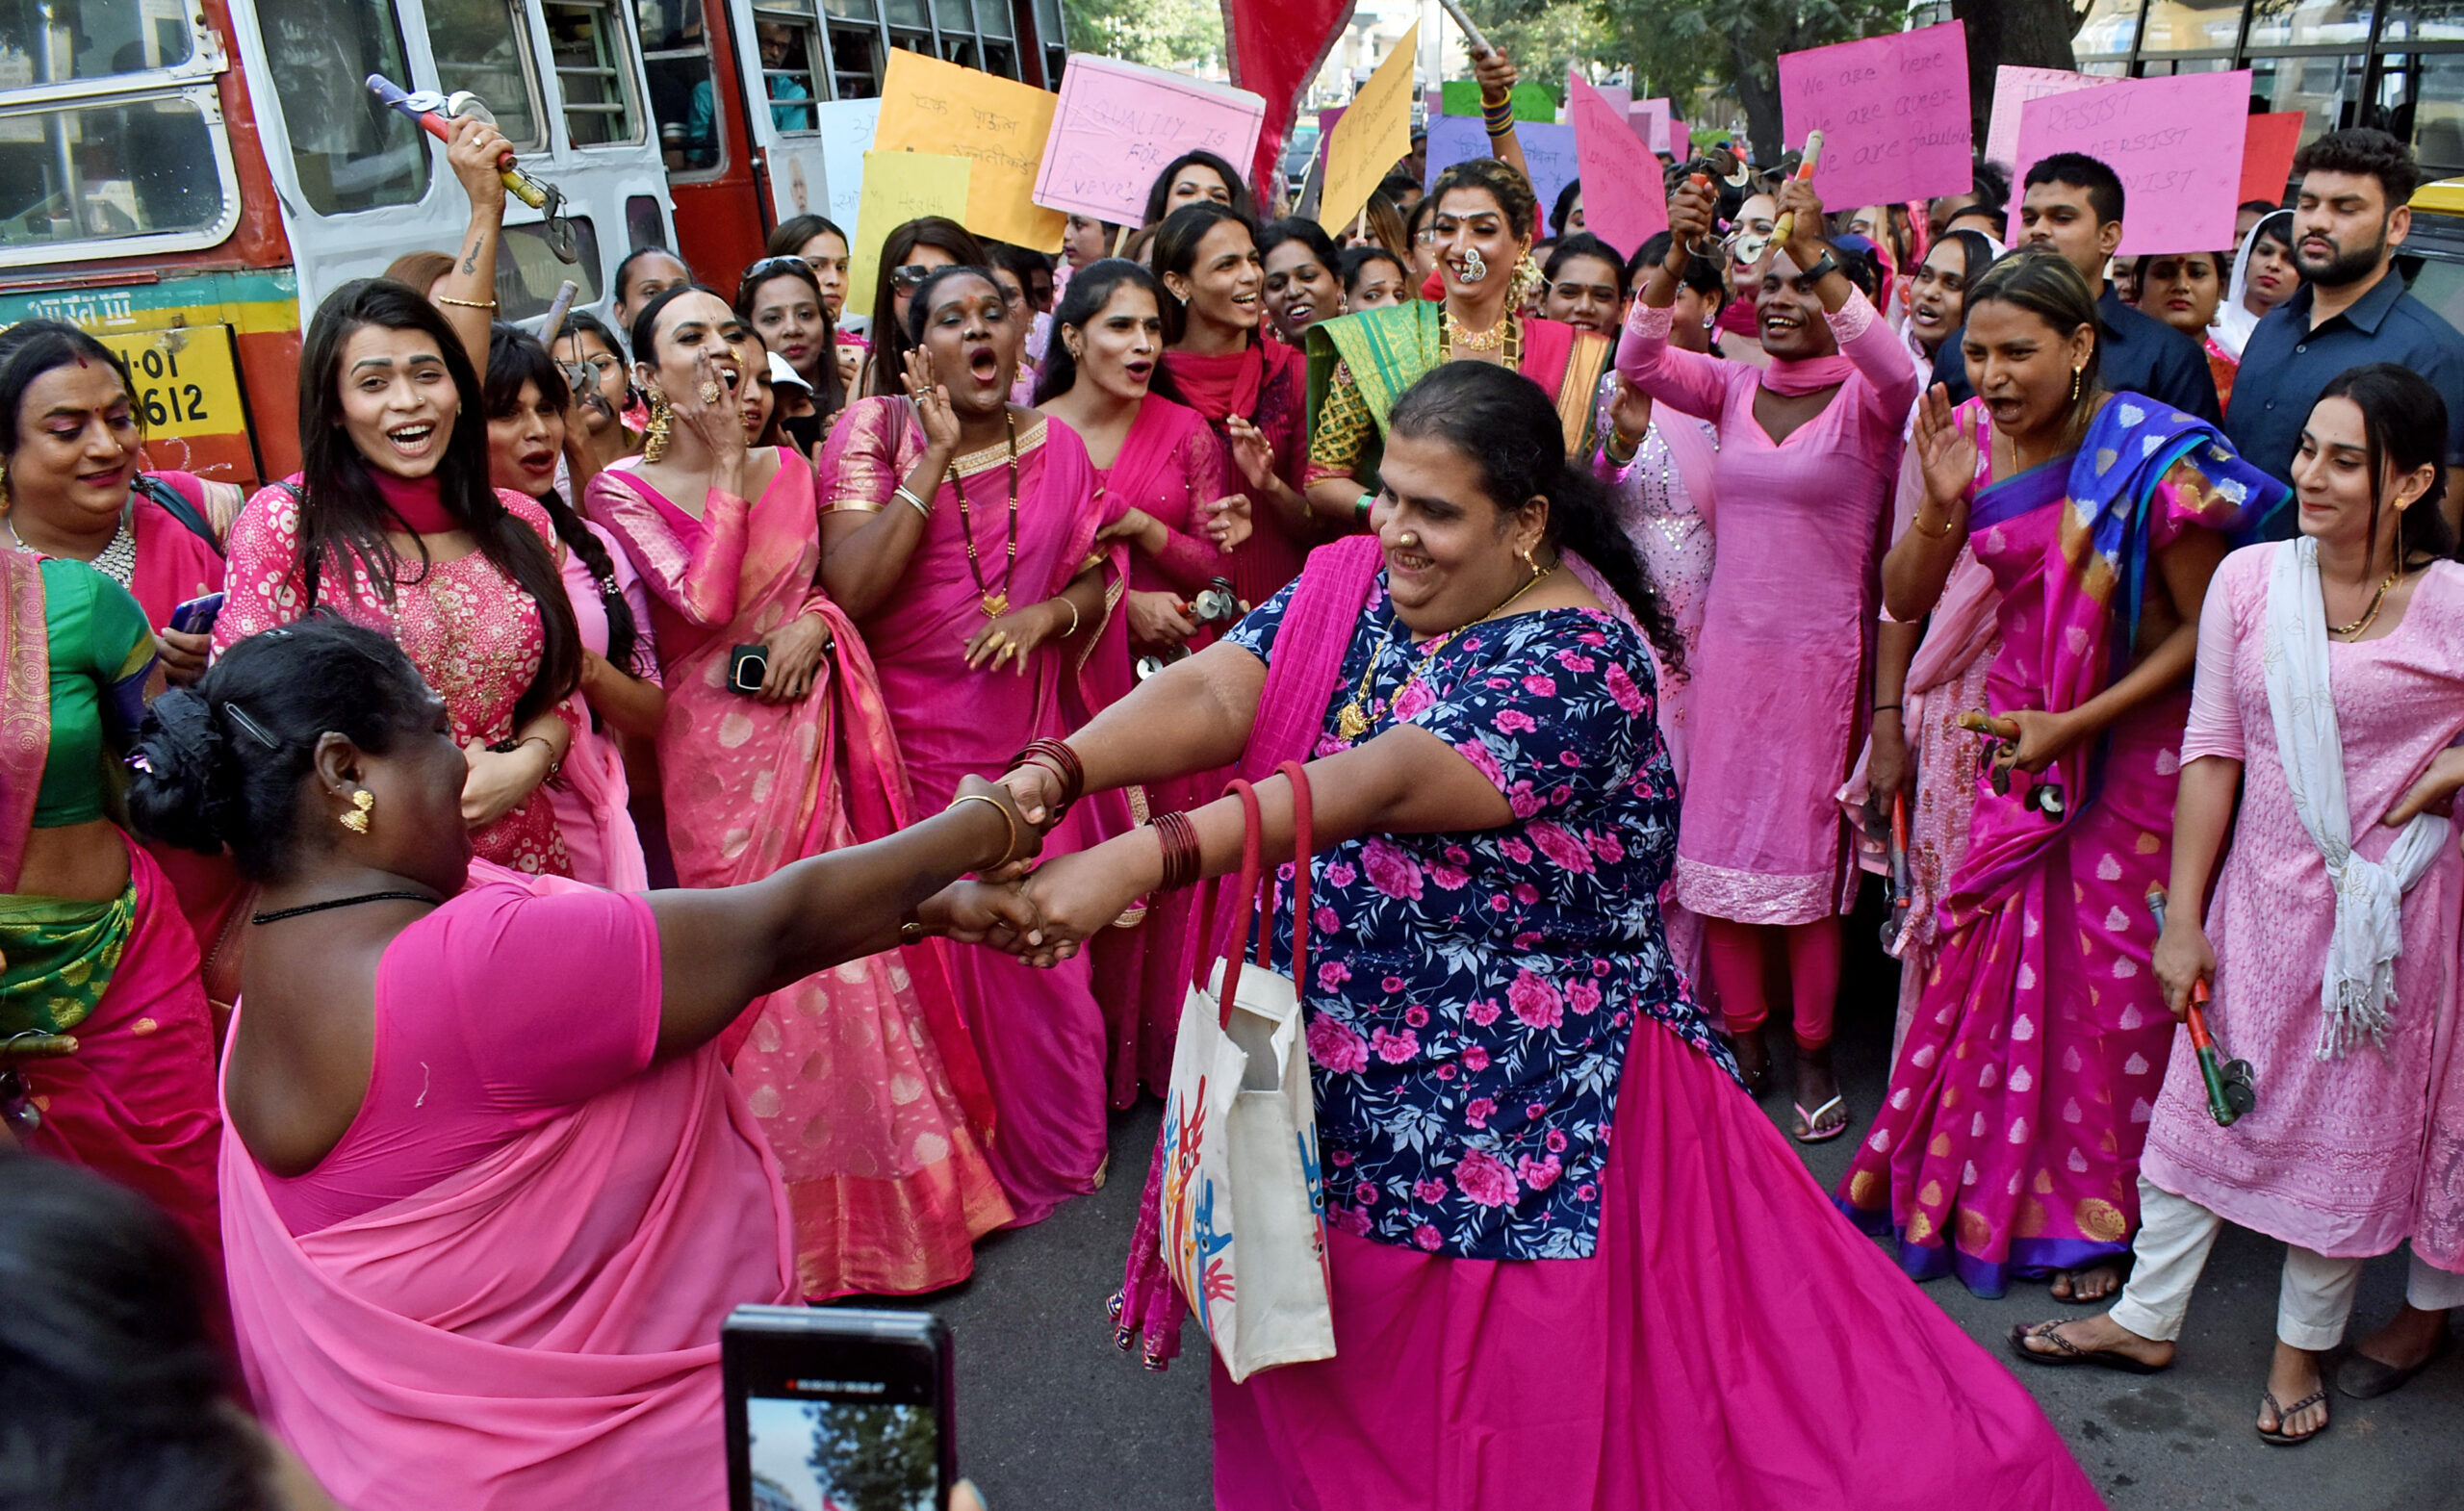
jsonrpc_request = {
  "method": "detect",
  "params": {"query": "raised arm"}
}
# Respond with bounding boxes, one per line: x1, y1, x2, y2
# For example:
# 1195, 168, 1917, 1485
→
819, 358, 962, 620
1772, 177, 1918, 418
431, 115, 513, 373
1618, 176, 1737, 423
644, 778, 1038, 1057
1884, 385, 1979, 621
1472, 47, 1531, 186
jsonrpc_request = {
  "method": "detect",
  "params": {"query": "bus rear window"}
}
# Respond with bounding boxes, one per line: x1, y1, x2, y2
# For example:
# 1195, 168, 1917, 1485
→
0, 94, 227, 247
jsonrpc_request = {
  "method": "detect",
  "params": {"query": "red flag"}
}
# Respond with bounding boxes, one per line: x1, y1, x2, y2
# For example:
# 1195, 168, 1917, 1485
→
1222, 0, 1361, 199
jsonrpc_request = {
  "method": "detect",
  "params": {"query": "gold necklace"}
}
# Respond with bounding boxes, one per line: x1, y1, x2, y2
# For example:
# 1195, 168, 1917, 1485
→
952, 410, 1020, 617
1441, 306, 1521, 364
1336, 565, 1555, 740
2328, 570, 2400, 639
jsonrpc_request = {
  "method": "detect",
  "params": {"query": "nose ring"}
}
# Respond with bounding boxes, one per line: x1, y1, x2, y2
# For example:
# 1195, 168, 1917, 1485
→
1397, 530, 1420, 549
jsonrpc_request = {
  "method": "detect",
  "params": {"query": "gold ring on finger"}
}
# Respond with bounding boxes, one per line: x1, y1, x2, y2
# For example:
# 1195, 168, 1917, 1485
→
698, 379, 724, 404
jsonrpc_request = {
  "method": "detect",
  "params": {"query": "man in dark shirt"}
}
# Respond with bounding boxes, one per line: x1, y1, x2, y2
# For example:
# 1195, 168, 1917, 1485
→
2224, 127, 2464, 538
1931, 152, 2221, 423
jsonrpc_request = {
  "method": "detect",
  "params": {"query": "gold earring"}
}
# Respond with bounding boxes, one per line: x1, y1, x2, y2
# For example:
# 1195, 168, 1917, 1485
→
339, 789, 373, 835
2069, 365, 2083, 403
1521, 544, 1543, 579
643, 391, 674, 463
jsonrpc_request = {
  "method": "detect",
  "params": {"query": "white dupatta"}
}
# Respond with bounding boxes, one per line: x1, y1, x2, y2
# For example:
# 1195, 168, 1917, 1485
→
2262, 537, 2451, 1058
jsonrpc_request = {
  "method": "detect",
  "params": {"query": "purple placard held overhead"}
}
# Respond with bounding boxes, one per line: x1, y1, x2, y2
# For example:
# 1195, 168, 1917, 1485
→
2012, 70, 2249, 256
1425, 115, 1580, 237
1777, 20, 1972, 210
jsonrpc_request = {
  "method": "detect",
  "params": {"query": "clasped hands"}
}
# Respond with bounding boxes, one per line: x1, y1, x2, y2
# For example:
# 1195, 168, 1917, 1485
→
930, 763, 1143, 969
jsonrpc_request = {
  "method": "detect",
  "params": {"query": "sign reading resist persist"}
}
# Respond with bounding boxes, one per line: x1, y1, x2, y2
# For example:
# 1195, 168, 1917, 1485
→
1777, 20, 1972, 210
2012, 69, 2251, 257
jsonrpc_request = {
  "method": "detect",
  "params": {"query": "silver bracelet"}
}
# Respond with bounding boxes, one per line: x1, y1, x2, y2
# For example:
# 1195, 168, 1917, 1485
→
894, 483, 932, 520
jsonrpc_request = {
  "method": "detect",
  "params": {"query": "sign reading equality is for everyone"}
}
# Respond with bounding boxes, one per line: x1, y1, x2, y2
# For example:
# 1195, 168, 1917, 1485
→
874, 50, 1065, 251
1034, 56, 1265, 226
2013, 69, 2250, 257
1321, 21, 1419, 236
1777, 19, 1971, 211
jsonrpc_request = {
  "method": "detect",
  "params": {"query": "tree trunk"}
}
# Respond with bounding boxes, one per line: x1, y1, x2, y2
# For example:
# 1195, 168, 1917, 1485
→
1729, 37, 1786, 165
1955, 0, 2082, 144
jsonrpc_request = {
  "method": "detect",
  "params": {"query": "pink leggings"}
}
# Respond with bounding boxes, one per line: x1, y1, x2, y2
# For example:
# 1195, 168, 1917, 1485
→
1704, 916, 1839, 1051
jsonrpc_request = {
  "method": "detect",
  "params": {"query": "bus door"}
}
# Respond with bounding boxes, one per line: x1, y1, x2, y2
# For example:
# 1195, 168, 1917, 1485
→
721, 0, 886, 240
637, 0, 767, 290
229, 0, 674, 340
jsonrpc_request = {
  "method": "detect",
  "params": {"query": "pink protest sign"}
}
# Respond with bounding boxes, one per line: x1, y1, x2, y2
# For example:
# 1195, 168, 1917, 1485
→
1630, 97, 1671, 155
1777, 19, 1971, 210
1985, 65, 2115, 172
1671, 118, 1690, 163
2012, 69, 2250, 256
1033, 54, 1265, 224
1570, 74, 1667, 258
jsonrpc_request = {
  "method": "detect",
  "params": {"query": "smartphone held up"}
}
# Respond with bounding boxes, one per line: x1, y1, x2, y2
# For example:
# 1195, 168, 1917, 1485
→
725, 1306, 958, 1511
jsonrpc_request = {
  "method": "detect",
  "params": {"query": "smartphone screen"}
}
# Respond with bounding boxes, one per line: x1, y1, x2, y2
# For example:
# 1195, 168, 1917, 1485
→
725, 1307, 953, 1511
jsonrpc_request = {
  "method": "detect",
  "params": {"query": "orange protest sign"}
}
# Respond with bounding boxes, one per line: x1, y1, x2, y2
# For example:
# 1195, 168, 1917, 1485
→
875, 51, 1065, 252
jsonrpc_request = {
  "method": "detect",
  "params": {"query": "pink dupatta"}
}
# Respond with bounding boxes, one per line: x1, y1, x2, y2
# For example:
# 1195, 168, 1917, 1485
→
0, 551, 47, 891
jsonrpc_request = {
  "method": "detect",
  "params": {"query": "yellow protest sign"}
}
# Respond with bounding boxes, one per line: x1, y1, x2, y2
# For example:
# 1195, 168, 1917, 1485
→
1320, 22, 1420, 237
846, 150, 972, 320
874, 51, 1066, 252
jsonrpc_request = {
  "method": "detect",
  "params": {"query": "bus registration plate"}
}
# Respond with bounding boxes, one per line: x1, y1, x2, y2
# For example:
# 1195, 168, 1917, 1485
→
96, 325, 245, 444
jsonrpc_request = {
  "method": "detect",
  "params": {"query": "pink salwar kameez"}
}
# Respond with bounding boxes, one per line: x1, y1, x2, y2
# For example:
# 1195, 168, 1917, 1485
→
2143, 548, 2464, 1268
823, 398, 1129, 1224
1840, 395, 2287, 1295
587, 456, 1010, 1296
1083, 396, 1237, 1106
1616, 290, 1918, 926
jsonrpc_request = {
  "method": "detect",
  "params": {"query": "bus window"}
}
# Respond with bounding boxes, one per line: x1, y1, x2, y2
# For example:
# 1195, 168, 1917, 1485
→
0, 96, 231, 253
982, 40, 1014, 78
0, 0, 193, 76
495, 214, 603, 320
827, 23, 882, 96
423, 0, 545, 150
260, 0, 429, 215
636, 0, 720, 172
545, 0, 644, 147
752, 8, 819, 132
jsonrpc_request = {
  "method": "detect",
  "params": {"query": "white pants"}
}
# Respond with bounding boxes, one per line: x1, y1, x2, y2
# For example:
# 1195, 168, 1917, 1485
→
2111, 1178, 2464, 1351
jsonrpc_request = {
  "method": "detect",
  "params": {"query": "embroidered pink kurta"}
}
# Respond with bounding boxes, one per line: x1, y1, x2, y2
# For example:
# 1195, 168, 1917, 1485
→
2143, 549, 2464, 1268
1617, 294, 1919, 924
218, 486, 575, 876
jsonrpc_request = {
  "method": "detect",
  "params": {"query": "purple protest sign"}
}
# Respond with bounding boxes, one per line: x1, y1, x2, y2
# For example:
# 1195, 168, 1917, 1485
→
1778, 20, 1972, 210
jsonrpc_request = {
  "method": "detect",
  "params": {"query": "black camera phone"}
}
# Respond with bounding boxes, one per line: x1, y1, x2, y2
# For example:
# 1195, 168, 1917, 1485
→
729, 644, 768, 695
723, 1306, 956, 1511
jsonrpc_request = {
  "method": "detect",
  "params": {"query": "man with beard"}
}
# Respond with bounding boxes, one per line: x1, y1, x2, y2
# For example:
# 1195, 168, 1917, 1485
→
1929, 152, 2221, 423
2226, 128, 2464, 535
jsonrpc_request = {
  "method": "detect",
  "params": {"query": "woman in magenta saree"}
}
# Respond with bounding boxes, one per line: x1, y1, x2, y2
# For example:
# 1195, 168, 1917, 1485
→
587, 287, 1008, 1298
1038, 259, 1254, 1106
1841, 252, 2287, 1298
822, 266, 1130, 1225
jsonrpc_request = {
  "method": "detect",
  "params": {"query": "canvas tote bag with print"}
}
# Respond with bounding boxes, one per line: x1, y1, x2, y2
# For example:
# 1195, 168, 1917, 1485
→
1158, 760, 1334, 1381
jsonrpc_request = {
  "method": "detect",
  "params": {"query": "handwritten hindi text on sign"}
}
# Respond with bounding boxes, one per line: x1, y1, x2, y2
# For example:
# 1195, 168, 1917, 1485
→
1777, 20, 1971, 211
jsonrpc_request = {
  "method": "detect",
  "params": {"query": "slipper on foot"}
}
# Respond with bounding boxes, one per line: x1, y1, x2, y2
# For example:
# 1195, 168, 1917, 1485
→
1792, 1094, 1849, 1143
2336, 1328, 2452, 1399
2258, 1387, 2329, 1446
2004, 1320, 2169, 1375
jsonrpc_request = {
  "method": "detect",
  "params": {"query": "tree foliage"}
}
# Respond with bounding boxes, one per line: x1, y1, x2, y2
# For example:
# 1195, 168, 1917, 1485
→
807, 1401, 938, 1511
1062, 0, 1224, 70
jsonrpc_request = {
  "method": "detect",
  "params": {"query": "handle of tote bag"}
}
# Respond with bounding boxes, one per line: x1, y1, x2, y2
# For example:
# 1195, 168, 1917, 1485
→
1195, 766, 1317, 1031
1211, 781, 1268, 1030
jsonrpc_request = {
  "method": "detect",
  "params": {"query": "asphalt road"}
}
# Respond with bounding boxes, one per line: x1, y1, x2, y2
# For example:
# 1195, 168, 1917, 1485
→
878, 902, 2464, 1511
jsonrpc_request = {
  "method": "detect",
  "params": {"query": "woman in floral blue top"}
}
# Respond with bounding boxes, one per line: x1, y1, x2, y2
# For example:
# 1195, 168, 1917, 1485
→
997, 363, 2101, 1511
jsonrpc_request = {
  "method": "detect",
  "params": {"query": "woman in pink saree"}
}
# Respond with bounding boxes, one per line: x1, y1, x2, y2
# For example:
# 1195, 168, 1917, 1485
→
1036, 258, 1252, 1105
1839, 251, 2286, 1300
131, 617, 1039, 1511
822, 266, 1129, 1225
587, 288, 1010, 1296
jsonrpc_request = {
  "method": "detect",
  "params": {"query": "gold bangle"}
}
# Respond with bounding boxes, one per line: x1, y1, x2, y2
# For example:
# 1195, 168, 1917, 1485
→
1911, 507, 1961, 539
948, 791, 1020, 867
1058, 596, 1081, 637
435, 295, 499, 310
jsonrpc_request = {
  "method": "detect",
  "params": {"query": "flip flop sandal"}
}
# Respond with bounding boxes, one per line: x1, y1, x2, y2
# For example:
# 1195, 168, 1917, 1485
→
2004, 1320, 2169, 1374
2336, 1328, 2454, 1399
2258, 1387, 2330, 1446
1792, 1094, 1850, 1143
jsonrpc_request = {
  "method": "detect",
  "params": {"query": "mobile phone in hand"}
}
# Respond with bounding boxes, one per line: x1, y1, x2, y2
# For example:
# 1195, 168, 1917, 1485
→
167, 591, 224, 635
724, 1306, 956, 1511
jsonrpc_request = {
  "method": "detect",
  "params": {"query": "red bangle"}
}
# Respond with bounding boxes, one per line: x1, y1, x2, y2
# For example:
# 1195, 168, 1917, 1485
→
1151, 810, 1200, 891
1010, 737, 1085, 816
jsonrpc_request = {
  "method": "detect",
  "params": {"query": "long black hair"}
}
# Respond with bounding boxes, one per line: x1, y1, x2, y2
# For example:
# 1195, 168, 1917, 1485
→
483, 322, 641, 679
2315, 362, 2458, 571
0, 1154, 271, 1509
1142, 149, 1255, 227
1385, 361, 1685, 678
129, 618, 435, 881
1151, 202, 1261, 346
1030, 259, 1184, 406
861, 217, 988, 400
295, 278, 580, 733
